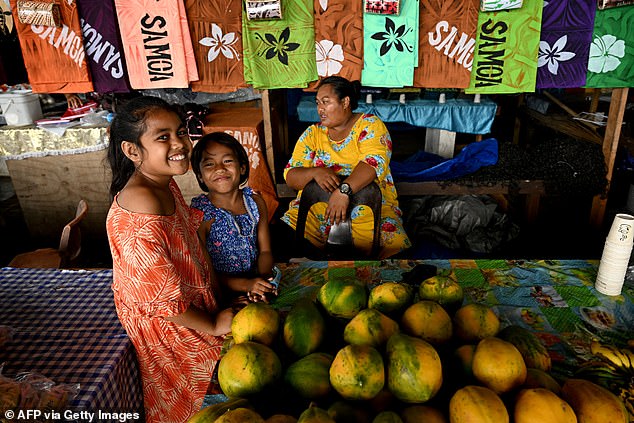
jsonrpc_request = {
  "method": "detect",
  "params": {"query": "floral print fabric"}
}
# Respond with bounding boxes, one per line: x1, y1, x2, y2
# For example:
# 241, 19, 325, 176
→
191, 187, 260, 275
282, 114, 411, 258
106, 179, 224, 423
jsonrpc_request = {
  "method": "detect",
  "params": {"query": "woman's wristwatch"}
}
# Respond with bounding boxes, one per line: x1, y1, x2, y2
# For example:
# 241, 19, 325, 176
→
339, 182, 353, 196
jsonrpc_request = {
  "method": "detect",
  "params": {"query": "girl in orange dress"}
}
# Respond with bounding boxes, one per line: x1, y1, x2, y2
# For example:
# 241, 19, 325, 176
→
105, 96, 234, 423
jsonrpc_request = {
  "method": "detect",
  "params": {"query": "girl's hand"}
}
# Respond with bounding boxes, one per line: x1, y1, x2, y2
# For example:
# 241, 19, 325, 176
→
247, 277, 277, 303
326, 190, 350, 224
215, 308, 235, 335
312, 167, 340, 193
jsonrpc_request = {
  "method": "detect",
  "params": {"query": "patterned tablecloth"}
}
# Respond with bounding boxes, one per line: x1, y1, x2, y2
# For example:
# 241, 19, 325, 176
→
274, 259, 634, 373
0, 268, 142, 421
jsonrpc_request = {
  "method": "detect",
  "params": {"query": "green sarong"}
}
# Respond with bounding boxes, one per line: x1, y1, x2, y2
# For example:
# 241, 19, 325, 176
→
466, 0, 543, 93
242, 0, 317, 89
361, 0, 419, 88
585, 5, 634, 88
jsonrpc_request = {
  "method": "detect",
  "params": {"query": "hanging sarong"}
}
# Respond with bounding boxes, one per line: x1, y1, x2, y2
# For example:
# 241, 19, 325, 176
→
76, 0, 131, 93
113, 0, 198, 89
308, 0, 363, 89
413, 0, 479, 88
466, 0, 543, 94
9, 0, 93, 93
584, 5, 634, 88
362, 0, 419, 88
0, 0, 28, 85
536, 0, 596, 88
185, 0, 247, 93
242, 0, 317, 89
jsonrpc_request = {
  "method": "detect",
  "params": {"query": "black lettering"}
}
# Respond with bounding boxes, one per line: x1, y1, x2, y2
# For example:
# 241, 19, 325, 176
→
140, 14, 166, 30
480, 19, 508, 36
148, 59, 173, 73
144, 44, 172, 61
476, 49, 505, 68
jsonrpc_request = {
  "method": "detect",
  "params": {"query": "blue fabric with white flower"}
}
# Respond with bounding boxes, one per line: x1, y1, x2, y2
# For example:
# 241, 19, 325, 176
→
191, 187, 260, 275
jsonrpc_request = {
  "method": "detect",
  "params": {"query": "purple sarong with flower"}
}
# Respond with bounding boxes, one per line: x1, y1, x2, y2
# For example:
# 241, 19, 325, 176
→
536, 0, 596, 88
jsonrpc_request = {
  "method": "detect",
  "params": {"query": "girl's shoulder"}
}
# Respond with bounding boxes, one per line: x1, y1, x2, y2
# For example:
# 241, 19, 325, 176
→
191, 193, 212, 209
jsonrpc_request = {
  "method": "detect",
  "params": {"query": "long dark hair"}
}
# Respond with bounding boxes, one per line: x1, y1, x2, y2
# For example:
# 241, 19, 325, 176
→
318, 76, 362, 110
107, 96, 181, 197
191, 132, 250, 192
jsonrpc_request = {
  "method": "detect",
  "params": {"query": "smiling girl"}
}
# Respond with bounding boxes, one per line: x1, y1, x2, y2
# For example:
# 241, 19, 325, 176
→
191, 132, 277, 303
105, 96, 234, 423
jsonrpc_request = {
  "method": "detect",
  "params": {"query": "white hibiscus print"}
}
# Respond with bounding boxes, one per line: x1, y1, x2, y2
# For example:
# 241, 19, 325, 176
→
538, 35, 575, 75
588, 34, 625, 73
242, 136, 261, 170
199, 23, 240, 62
316, 39, 344, 77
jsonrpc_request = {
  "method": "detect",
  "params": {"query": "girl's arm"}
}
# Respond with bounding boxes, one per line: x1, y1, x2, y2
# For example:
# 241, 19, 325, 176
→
164, 305, 234, 336
253, 194, 274, 278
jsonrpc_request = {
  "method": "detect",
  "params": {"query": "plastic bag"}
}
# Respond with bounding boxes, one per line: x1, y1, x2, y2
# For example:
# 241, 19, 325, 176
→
405, 195, 520, 254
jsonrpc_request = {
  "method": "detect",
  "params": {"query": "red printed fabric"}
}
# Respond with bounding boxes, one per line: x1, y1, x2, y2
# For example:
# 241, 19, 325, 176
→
185, 0, 247, 93
113, 0, 198, 89
413, 0, 480, 88
106, 180, 224, 423
309, 0, 363, 90
9, 0, 93, 93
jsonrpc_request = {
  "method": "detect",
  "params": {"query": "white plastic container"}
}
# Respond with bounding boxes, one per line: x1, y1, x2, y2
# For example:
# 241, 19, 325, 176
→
0, 90, 43, 126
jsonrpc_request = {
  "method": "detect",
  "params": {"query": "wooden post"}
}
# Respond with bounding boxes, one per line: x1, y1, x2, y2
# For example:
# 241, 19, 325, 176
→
261, 89, 277, 185
590, 87, 630, 228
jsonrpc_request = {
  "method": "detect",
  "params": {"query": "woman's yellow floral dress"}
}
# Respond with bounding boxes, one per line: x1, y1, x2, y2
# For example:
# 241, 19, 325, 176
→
282, 114, 411, 258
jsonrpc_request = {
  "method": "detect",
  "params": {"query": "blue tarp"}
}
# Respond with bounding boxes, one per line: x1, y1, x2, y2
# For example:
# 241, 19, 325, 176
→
391, 138, 498, 182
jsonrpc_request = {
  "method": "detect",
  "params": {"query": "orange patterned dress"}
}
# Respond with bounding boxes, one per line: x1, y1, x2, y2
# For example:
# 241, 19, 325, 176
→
106, 179, 224, 423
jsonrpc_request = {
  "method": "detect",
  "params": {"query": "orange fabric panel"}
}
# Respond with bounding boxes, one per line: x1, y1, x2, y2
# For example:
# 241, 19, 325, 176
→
113, 0, 198, 89
203, 108, 279, 220
413, 0, 479, 88
9, 0, 93, 93
186, 0, 247, 93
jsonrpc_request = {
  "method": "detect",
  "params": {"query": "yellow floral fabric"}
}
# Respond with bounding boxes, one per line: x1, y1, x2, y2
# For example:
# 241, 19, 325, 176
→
282, 114, 411, 258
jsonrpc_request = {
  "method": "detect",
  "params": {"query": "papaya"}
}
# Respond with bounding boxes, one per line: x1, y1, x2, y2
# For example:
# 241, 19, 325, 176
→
327, 401, 372, 423
385, 333, 443, 403
452, 303, 500, 342
513, 388, 577, 423
215, 408, 264, 422
452, 344, 477, 382
231, 302, 280, 346
497, 325, 551, 371
283, 299, 325, 356
523, 368, 561, 394
266, 415, 298, 423
317, 279, 367, 319
218, 342, 282, 398
418, 274, 464, 311
472, 337, 527, 394
561, 378, 629, 423
400, 300, 452, 345
368, 282, 413, 316
400, 405, 447, 423
298, 404, 335, 423
449, 385, 509, 423
372, 411, 402, 423
187, 398, 251, 423
343, 308, 399, 348
284, 352, 333, 399
329, 344, 385, 400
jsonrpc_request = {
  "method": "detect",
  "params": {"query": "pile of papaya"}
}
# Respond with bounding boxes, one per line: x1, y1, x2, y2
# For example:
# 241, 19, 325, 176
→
189, 272, 633, 423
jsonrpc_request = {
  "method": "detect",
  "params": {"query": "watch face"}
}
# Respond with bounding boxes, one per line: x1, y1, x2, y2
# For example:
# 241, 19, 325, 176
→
340, 183, 352, 195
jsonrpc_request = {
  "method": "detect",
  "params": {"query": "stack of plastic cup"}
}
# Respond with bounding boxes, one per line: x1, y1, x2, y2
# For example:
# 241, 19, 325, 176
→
595, 213, 634, 296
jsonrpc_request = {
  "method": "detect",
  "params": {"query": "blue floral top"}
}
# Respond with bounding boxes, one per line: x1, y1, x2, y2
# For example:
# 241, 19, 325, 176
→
190, 187, 260, 275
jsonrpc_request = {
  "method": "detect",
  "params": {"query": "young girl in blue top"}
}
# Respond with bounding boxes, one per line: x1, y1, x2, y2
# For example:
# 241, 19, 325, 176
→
191, 132, 277, 303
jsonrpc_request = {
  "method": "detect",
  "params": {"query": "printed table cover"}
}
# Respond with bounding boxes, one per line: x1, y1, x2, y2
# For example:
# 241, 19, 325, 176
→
0, 268, 142, 419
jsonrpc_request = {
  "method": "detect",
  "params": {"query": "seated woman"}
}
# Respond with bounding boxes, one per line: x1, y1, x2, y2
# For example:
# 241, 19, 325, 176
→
281, 76, 411, 259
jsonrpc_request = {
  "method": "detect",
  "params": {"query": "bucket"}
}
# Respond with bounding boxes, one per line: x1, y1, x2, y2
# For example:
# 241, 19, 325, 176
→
0, 90, 43, 126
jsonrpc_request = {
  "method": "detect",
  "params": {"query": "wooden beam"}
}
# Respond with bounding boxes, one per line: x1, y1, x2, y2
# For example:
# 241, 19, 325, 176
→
590, 87, 630, 228
261, 89, 277, 185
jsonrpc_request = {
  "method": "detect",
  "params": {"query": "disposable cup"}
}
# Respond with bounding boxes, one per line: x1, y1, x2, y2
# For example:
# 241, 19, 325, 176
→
595, 275, 624, 296
595, 260, 627, 295
603, 239, 634, 255
606, 213, 634, 244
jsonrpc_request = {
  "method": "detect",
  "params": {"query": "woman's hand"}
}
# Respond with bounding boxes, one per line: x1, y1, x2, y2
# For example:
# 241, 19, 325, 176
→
312, 167, 341, 193
214, 308, 235, 335
64, 93, 82, 109
246, 277, 277, 303
326, 190, 350, 224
